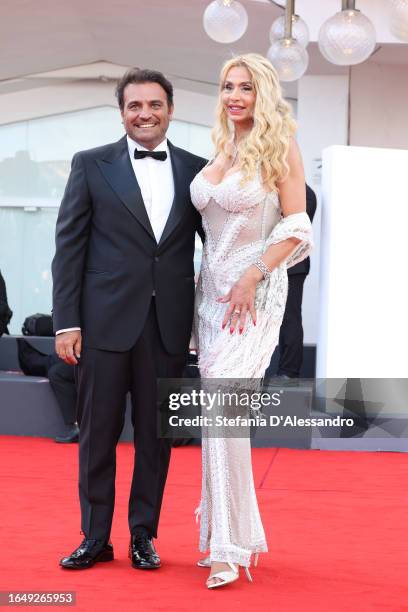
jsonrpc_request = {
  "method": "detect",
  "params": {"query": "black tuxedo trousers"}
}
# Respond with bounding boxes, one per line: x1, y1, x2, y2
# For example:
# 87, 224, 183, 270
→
77, 299, 185, 540
278, 273, 306, 378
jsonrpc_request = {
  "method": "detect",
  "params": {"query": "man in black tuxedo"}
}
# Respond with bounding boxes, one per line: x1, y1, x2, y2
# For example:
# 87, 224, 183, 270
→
277, 184, 317, 378
52, 69, 206, 570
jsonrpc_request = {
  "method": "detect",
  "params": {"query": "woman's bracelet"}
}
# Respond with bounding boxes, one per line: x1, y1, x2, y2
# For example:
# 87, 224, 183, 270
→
253, 258, 271, 280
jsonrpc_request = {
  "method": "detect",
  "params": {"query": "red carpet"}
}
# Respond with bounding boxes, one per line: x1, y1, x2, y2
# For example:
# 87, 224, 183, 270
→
1, 436, 408, 611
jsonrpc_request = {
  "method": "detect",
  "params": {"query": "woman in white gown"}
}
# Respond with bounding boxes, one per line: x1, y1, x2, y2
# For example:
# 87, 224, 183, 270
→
190, 53, 313, 589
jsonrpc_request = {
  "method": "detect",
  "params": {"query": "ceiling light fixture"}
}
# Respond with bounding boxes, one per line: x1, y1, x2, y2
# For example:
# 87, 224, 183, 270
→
202, 0, 405, 81
203, 0, 248, 44
269, 14, 310, 49
267, 0, 309, 82
318, 0, 376, 66
389, 0, 408, 42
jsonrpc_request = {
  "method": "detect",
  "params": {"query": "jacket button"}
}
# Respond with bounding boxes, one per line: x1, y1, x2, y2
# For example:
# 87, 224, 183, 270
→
154, 256, 159, 262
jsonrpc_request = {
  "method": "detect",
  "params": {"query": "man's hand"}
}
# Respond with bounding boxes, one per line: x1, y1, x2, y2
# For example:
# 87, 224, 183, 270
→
55, 330, 82, 365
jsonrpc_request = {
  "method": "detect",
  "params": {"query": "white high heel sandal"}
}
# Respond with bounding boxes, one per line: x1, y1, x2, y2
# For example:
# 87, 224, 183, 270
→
206, 563, 253, 589
198, 552, 259, 569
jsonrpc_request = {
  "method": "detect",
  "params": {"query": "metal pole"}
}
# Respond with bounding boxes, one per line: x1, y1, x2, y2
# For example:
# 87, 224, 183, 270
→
284, 0, 295, 38
342, 0, 356, 9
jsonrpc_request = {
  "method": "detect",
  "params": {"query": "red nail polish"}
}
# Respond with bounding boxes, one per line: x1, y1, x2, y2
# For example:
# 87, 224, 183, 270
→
222, 324, 226, 330
239, 327, 243, 334
230, 327, 234, 334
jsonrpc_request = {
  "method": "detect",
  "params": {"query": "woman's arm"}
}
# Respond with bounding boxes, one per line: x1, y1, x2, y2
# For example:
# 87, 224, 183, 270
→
248, 137, 306, 275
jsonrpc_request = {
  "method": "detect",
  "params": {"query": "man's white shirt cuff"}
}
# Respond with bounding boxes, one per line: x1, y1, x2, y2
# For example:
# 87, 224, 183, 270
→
56, 327, 81, 335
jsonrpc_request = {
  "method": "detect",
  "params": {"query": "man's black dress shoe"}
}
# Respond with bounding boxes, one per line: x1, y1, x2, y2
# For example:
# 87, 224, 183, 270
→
55, 424, 79, 444
60, 538, 113, 569
129, 531, 161, 569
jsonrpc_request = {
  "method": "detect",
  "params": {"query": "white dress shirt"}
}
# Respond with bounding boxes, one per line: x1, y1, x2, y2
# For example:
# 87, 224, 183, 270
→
127, 136, 174, 242
56, 136, 174, 335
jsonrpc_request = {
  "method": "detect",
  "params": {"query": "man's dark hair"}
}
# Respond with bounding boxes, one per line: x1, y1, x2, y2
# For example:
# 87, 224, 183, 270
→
115, 68, 174, 110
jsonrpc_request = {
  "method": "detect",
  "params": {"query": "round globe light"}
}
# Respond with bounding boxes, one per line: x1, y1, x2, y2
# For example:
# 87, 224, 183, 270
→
267, 38, 309, 82
203, 0, 248, 44
318, 9, 376, 66
389, 0, 408, 42
269, 15, 310, 48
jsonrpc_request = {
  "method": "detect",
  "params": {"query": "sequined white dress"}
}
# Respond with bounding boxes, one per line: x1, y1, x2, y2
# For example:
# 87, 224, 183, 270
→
190, 168, 313, 567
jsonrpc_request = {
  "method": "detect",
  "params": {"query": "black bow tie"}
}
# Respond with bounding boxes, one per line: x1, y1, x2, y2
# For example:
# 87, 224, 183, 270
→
134, 149, 167, 161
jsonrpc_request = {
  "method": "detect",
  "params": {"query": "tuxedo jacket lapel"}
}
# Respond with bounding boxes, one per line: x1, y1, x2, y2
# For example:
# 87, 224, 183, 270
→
158, 141, 192, 247
96, 136, 156, 242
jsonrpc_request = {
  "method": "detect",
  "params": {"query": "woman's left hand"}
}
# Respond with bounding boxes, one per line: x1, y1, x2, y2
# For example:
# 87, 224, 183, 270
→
217, 267, 262, 334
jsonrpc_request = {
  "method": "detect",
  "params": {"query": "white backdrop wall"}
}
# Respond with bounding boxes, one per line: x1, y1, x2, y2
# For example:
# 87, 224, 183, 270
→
318, 145, 408, 377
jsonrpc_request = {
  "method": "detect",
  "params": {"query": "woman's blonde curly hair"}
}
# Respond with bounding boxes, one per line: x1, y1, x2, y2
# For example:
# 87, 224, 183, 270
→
212, 53, 296, 192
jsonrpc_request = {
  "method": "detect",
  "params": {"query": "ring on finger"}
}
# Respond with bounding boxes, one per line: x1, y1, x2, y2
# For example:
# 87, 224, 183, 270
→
233, 309, 241, 315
